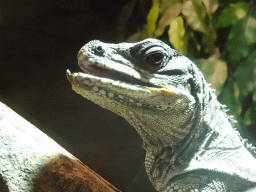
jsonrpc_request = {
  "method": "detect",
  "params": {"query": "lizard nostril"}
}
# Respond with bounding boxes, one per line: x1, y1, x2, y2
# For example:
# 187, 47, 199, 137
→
94, 45, 104, 55
96, 46, 103, 52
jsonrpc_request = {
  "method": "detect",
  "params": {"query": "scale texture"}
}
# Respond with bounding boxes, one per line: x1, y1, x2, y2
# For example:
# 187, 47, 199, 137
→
67, 39, 256, 192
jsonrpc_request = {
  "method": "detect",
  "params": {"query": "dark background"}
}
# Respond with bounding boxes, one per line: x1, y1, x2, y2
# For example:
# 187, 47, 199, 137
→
0, 0, 155, 191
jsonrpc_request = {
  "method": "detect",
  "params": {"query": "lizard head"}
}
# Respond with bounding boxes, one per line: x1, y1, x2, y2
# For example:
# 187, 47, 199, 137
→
67, 38, 208, 149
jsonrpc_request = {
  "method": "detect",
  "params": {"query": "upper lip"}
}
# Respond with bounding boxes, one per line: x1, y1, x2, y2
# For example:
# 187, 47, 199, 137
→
77, 48, 86, 59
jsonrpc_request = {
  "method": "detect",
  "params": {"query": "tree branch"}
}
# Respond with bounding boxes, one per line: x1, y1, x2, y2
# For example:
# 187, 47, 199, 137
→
0, 101, 120, 192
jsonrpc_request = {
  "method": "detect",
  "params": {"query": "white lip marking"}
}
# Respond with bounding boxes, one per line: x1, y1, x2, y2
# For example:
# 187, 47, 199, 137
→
118, 95, 124, 99
108, 92, 114, 97
99, 89, 106, 95
92, 86, 99, 92
91, 78, 99, 83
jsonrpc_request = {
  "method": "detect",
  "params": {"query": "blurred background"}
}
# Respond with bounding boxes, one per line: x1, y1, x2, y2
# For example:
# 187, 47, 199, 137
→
0, 0, 255, 191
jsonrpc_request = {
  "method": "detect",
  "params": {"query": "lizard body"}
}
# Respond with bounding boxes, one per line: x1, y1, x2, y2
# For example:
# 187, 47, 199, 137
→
67, 39, 256, 192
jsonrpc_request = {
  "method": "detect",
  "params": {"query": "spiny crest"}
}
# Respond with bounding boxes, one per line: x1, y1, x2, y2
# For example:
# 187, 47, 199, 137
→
206, 84, 256, 157
219, 103, 256, 157
244, 139, 256, 158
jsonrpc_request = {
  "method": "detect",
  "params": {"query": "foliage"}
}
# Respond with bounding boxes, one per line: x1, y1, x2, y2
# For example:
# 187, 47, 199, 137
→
118, 0, 256, 143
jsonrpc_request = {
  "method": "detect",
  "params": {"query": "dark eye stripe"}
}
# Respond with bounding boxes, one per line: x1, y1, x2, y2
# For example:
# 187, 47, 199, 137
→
156, 69, 184, 76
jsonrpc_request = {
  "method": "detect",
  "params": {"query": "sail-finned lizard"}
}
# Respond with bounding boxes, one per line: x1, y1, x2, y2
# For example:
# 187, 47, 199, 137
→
67, 39, 256, 192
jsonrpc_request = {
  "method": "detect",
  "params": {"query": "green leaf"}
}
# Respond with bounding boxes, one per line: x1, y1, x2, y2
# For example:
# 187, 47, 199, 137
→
154, 1, 182, 38
182, 0, 208, 33
202, 0, 218, 18
147, 5, 160, 37
168, 16, 185, 54
216, 2, 249, 28
219, 81, 241, 120
194, 58, 227, 95
244, 17, 256, 44
244, 104, 256, 126
202, 27, 217, 54
227, 17, 255, 64
159, 0, 180, 14
191, 0, 208, 22
234, 50, 256, 99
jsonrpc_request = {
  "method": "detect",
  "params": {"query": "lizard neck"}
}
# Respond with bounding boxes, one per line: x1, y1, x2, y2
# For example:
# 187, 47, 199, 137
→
188, 100, 256, 182
143, 93, 256, 191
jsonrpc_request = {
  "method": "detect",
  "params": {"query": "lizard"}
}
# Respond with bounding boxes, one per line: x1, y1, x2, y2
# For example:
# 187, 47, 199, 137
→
66, 38, 256, 192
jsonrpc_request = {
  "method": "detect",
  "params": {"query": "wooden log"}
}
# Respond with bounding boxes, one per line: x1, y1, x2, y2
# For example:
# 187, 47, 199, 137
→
0, 101, 120, 192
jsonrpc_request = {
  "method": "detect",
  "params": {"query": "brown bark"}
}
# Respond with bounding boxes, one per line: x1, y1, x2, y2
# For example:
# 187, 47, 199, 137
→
0, 101, 120, 192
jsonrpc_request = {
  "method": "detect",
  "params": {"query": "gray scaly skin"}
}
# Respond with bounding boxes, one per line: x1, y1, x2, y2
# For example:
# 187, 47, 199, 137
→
67, 39, 256, 192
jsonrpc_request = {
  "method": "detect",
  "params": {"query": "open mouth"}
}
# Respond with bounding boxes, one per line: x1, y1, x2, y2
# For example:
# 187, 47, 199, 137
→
79, 61, 160, 88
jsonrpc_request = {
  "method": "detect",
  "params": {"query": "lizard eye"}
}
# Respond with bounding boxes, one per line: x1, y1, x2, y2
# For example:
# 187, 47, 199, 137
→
144, 52, 164, 66
143, 48, 167, 71
130, 41, 168, 72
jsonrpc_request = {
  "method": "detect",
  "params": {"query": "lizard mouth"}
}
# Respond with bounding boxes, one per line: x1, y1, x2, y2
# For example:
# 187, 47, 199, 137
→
67, 52, 178, 99
78, 60, 159, 88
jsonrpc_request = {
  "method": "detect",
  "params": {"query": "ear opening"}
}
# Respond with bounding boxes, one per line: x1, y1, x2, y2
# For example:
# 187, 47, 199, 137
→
187, 77, 199, 104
